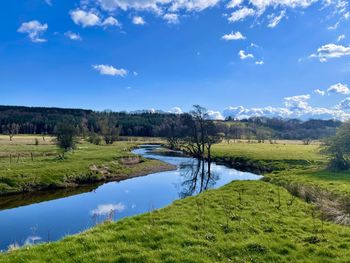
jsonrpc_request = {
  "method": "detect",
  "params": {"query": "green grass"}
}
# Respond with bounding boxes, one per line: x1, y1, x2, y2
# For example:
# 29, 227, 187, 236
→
1, 181, 350, 262
0, 135, 172, 195
211, 141, 350, 197
212, 142, 323, 162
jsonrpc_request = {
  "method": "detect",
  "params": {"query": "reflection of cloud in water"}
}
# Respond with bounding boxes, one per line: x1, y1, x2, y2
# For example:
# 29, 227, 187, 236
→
24, 236, 42, 246
91, 203, 125, 216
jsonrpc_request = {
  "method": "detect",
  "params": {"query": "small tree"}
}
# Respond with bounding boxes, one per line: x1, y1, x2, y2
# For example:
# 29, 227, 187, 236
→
99, 119, 120, 145
55, 122, 77, 157
321, 122, 350, 170
88, 132, 102, 145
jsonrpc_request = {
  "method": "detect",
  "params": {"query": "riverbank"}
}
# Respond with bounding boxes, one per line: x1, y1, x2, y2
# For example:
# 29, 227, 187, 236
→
0, 136, 174, 196
1, 180, 350, 262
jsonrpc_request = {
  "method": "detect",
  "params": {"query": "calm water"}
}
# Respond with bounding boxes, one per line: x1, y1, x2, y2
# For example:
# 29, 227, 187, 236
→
0, 145, 262, 251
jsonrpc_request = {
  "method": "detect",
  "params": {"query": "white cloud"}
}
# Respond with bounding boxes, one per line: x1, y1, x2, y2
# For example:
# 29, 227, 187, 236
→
255, 60, 264, 65
337, 97, 350, 110
163, 13, 179, 24
310, 43, 350, 62
223, 96, 350, 121
227, 0, 243, 8
283, 94, 311, 111
91, 203, 125, 216
64, 31, 82, 41
249, 0, 317, 11
169, 0, 220, 12
337, 34, 346, 41
102, 16, 121, 27
133, 16, 146, 25
92, 64, 128, 77
169, 106, 183, 114
228, 7, 255, 22
18, 20, 48, 43
267, 10, 286, 28
327, 83, 350, 95
328, 21, 340, 30
70, 9, 101, 27
222, 31, 246, 40
238, 50, 254, 59
314, 89, 325, 96
206, 110, 224, 120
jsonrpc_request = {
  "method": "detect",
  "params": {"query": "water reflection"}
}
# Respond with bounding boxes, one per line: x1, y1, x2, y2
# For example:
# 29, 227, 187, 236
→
178, 159, 218, 198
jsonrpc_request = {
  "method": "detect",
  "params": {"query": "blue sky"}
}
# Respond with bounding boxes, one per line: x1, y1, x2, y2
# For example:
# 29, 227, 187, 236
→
1, 0, 350, 120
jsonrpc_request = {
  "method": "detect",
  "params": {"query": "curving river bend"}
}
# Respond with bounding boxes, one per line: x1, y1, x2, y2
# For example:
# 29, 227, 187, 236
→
0, 145, 262, 251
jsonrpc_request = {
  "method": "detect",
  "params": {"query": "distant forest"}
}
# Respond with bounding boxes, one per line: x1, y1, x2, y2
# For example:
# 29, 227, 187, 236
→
0, 105, 342, 140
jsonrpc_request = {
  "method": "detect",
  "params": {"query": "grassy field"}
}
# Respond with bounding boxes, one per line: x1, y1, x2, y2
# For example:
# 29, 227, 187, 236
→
212, 141, 323, 162
210, 141, 350, 197
0, 135, 172, 195
1, 137, 350, 262
1, 180, 350, 262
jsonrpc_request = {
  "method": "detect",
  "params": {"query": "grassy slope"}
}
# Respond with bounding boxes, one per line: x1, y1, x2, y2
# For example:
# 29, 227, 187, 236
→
0, 135, 171, 195
1, 181, 350, 262
212, 142, 350, 196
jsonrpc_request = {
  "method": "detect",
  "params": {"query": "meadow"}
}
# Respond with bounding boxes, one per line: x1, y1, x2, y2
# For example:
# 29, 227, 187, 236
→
0, 137, 350, 262
0, 135, 172, 195
211, 141, 350, 196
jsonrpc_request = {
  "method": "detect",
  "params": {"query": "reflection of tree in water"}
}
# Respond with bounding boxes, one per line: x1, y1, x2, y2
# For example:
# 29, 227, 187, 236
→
178, 158, 219, 198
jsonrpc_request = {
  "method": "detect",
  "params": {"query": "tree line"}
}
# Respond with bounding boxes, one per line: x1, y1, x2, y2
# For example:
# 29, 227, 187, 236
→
0, 105, 341, 141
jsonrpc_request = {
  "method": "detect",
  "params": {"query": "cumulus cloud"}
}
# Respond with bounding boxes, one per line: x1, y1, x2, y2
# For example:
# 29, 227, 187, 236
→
283, 94, 310, 111
132, 16, 146, 25
91, 203, 125, 216
64, 31, 82, 41
70, 9, 101, 27
238, 50, 254, 59
102, 16, 121, 27
223, 95, 350, 121
163, 13, 179, 24
92, 64, 128, 77
314, 89, 325, 96
267, 10, 286, 28
310, 43, 350, 62
255, 60, 264, 65
169, 106, 183, 114
222, 31, 245, 40
228, 7, 255, 22
206, 110, 224, 120
17, 20, 48, 43
70, 9, 120, 28
327, 83, 350, 95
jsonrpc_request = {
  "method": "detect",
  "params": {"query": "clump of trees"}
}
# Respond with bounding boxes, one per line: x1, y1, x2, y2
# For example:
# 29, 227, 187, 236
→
321, 122, 350, 170
55, 122, 77, 158
164, 105, 223, 160
98, 115, 120, 145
